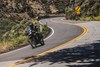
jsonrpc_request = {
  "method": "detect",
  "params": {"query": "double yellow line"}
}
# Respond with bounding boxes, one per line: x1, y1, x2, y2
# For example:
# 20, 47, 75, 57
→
8, 24, 88, 67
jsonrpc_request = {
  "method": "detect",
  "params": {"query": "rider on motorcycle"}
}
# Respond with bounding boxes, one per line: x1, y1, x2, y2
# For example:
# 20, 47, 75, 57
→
26, 22, 37, 40
25, 21, 44, 48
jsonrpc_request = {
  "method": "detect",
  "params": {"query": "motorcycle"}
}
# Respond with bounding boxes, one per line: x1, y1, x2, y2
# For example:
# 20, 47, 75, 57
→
29, 32, 45, 48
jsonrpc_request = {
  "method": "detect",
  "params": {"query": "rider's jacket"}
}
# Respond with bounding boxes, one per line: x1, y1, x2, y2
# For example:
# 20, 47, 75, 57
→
26, 26, 34, 36
27, 27, 33, 36
26, 25, 38, 36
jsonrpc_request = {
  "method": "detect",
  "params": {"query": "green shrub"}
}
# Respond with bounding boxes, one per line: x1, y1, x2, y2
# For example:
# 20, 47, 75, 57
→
0, 19, 29, 51
94, 16, 100, 21
11, 35, 28, 47
0, 19, 17, 41
65, 0, 100, 20
80, 16, 100, 21
42, 24, 48, 37
0, 18, 49, 53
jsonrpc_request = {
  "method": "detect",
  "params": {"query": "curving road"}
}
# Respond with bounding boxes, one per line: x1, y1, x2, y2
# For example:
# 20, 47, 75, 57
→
0, 17, 83, 67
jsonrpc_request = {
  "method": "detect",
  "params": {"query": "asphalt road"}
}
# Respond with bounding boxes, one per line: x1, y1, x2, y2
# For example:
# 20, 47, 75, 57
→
0, 17, 83, 67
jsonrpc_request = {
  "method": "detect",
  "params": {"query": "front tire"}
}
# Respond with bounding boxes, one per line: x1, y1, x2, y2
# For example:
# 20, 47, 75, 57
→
29, 39, 36, 48
40, 38, 45, 45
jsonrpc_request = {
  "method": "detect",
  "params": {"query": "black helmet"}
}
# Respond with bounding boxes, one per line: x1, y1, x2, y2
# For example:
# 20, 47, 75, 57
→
28, 21, 32, 26
29, 22, 33, 26
29, 22, 34, 29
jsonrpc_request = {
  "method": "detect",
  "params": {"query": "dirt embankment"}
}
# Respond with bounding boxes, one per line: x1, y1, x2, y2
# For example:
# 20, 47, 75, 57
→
0, 0, 68, 20
0, 0, 99, 20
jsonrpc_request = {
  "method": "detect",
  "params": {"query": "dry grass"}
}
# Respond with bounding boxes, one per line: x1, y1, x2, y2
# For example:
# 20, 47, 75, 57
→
94, 16, 100, 21
80, 16, 100, 21
0, 39, 28, 54
0, 42, 10, 53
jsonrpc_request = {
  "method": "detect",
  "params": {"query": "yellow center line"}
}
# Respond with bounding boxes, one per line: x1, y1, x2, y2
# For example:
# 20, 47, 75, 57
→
7, 24, 88, 67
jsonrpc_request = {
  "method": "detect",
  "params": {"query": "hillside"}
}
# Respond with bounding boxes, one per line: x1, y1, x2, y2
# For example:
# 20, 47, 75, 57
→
0, 0, 99, 20
0, 0, 68, 20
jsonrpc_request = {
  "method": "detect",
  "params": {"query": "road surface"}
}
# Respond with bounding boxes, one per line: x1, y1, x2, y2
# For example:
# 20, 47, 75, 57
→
0, 17, 100, 67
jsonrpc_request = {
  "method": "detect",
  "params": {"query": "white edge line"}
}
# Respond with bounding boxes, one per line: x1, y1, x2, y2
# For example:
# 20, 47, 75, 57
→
44, 27, 54, 40
39, 21, 54, 40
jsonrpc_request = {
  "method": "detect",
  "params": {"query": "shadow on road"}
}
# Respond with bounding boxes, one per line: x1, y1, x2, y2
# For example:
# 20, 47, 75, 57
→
29, 40, 100, 67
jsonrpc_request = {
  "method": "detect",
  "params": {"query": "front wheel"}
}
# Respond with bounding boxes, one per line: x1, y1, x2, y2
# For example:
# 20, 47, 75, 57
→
29, 39, 36, 48
40, 38, 45, 45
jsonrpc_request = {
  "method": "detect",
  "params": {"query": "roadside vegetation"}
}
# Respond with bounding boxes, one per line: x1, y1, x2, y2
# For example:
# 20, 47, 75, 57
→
0, 19, 49, 54
80, 16, 100, 21
65, 0, 100, 21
